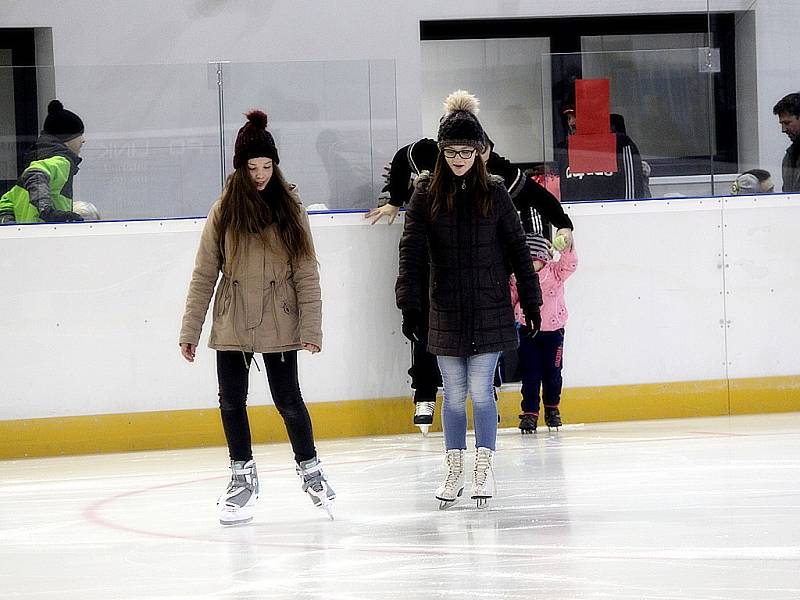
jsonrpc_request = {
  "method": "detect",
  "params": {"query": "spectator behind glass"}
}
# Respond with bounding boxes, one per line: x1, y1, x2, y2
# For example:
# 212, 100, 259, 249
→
611, 113, 652, 198
556, 105, 646, 201
0, 100, 86, 224
772, 92, 800, 193
731, 169, 775, 195
510, 233, 578, 434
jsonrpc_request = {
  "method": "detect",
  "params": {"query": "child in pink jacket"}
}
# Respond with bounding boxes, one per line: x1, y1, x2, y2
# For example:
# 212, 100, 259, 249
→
510, 234, 578, 433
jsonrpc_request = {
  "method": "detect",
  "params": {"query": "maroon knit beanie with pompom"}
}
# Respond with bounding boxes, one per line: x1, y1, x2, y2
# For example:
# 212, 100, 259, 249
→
232, 109, 279, 169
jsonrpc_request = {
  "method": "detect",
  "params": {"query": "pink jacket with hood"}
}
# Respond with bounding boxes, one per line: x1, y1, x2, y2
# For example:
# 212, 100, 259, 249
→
510, 248, 578, 331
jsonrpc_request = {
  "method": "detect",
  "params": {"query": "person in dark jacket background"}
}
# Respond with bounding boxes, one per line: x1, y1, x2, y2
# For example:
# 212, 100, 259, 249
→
368, 136, 574, 239
773, 92, 800, 193
396, 90, 542, 509
368, 134, 573, 431
0, 100, 86, 224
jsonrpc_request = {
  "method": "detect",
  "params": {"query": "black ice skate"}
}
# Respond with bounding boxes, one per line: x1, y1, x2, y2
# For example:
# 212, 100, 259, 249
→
544, 407, 562, 431
413, 400, 435, 436
518, 413, 538, 434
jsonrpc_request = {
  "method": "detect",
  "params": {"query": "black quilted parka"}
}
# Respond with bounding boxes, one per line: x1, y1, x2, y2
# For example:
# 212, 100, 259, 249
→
396, 172, 542, 357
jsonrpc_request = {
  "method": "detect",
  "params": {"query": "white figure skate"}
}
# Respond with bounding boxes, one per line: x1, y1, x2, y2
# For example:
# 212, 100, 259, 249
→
435, 449, 465, 509
470, 447, 496, 508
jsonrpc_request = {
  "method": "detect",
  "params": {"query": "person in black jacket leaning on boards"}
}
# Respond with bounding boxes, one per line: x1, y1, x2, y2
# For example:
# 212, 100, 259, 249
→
396, 90, 542, 509
368, 136, 574, 240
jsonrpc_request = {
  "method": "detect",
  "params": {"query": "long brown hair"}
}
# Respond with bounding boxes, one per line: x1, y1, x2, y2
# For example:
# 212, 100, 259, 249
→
428, 151, 492, 221
216, 164, 314, 266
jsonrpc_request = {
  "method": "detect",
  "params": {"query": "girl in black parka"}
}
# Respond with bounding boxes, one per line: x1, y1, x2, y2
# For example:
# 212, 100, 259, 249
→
396, 90, 542, 508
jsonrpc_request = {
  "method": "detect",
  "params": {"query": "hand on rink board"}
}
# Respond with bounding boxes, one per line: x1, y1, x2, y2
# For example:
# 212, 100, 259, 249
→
365, 203, 400, 225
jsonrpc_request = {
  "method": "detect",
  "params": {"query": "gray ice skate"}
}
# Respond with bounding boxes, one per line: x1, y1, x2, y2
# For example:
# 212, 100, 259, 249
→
297, 456, 336, 520
217, 459, 259, 525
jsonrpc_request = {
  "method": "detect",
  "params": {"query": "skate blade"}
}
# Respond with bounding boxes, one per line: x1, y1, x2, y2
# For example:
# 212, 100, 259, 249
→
417, 424, 430, 436
436, 487, 464, 509
475, 497, 489, 508
219, 516, 253, 526
219, 511, 254, 526
218, 503, 256, 526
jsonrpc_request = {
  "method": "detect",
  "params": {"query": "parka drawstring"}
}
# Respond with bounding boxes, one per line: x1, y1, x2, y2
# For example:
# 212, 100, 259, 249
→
269, 280, 280, 337
231, 280, 260, 372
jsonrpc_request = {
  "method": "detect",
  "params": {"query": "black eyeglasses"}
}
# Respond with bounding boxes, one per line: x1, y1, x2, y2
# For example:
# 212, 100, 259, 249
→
442, 148, 476, 159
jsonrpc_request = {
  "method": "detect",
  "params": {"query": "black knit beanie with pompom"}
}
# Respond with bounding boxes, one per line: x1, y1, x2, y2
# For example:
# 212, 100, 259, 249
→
43, 99, 84, 141
437, 90, 485, 152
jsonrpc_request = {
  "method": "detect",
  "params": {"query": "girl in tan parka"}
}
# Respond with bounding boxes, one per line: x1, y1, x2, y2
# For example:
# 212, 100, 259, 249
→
179, 110, 334, 524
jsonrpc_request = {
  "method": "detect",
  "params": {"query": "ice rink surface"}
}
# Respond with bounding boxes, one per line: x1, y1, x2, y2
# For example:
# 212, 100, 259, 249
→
2, 413, 800, 599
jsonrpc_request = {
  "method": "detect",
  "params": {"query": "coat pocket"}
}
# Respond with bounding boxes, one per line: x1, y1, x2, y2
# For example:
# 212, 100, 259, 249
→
487, 266, 507, 303
214, 277, 233, 317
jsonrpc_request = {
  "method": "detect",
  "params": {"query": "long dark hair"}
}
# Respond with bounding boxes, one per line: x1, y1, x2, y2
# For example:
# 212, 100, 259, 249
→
216, 164, 314, 266
428, 151, 492, 221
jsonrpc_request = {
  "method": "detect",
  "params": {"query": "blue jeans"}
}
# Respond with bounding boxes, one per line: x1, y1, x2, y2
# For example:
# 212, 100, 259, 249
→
437, 352, 501, 451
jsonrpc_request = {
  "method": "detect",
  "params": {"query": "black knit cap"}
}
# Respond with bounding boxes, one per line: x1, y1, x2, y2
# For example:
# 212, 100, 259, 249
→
437, 90, 485, 152
43, 99, 84, 141
233, 109, 279, 169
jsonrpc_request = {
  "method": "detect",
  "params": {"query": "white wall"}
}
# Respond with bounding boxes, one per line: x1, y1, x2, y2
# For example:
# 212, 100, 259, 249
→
1, 194, 798, 421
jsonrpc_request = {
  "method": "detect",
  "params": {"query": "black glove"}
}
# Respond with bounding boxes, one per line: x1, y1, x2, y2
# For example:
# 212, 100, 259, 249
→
0, 212, 15, 224
401, 309, 421, 343
41, 208, 84, 223
522, 305, 542, 337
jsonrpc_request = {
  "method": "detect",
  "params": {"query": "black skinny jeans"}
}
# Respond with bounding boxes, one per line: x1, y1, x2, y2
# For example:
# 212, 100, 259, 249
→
216, 350, 316, 464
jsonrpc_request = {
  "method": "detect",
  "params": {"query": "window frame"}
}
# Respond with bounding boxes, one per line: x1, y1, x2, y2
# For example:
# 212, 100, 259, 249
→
420, 14, 739, 177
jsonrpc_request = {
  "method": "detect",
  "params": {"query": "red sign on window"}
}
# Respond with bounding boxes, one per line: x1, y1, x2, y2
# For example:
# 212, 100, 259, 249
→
568, 79, 617, 174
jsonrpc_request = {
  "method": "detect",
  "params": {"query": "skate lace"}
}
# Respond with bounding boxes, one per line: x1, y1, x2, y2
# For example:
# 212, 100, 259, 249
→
443, 452, 463, 490
415, 401, 435, 417
473, 452, 492, 488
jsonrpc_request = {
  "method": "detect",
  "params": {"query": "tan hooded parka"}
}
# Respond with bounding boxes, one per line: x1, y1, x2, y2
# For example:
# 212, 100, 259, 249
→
180, 191, 322, 353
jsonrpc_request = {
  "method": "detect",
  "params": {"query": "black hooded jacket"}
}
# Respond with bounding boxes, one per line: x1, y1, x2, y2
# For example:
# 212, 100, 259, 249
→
396, 171, 542, 357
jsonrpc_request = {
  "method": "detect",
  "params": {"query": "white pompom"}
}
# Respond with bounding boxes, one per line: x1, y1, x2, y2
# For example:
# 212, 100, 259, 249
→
442, 90, 480, 116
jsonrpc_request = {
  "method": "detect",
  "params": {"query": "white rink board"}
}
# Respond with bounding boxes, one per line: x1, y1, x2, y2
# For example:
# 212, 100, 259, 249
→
719, 195, 800, 379
561, 198, 728, 387
0, 195, 799, 420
